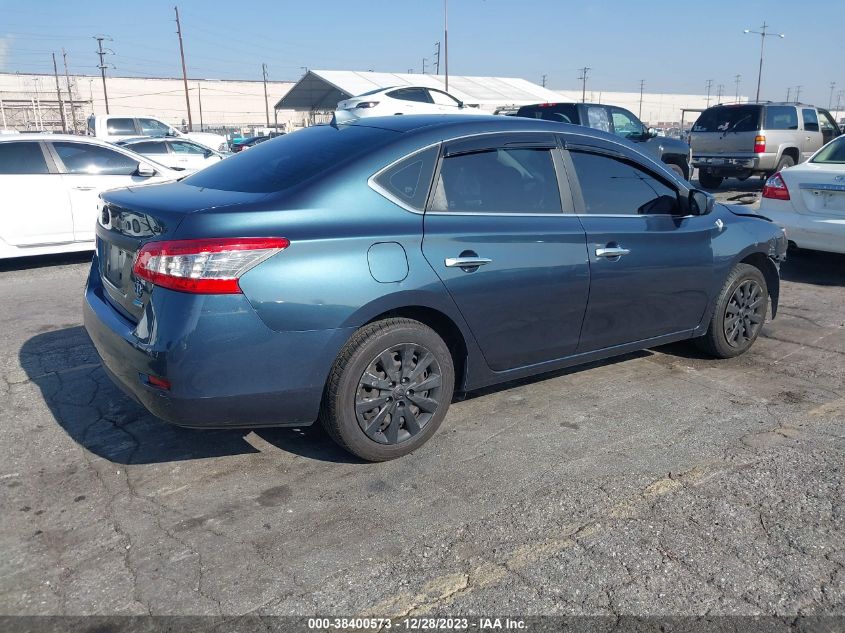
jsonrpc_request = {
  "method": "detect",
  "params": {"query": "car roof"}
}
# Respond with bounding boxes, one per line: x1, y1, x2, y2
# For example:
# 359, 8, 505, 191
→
0, 133, 116, 144
343, 114, 586, 137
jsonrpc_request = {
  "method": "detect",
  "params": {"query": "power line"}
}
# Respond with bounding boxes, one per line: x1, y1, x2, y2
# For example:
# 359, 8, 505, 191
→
93, 35, 113, 114
174, 6, 193, 131
262, 63, 270, 128
638, 79, 645, 118
578, 67, 590, 103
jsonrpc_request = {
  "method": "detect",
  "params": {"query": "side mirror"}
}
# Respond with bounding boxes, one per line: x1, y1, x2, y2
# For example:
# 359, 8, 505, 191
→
203, 149, 213, 158
689, 189, 715, 215
136, 162, 156, 177
457, 101, 464, 108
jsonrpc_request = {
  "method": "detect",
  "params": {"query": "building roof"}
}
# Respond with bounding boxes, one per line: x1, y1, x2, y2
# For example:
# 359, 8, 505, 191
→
274, 70, 565, 111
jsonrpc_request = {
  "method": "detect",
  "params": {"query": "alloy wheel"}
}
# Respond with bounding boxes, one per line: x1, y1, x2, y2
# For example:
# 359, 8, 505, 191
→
355, 343, 443, 445
723, 279, 765, 348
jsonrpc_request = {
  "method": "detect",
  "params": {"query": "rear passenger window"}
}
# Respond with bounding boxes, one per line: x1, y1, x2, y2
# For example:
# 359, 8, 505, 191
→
0, 142, 49, 174
130, 141, 168, 154
570, 151, 679, 216
373, 145, 438, 210
106, 118, 138, 135
765, 106, 798, 130
802, 109, 820, 132
388, 88, 432, 103
430, 148, 562, 213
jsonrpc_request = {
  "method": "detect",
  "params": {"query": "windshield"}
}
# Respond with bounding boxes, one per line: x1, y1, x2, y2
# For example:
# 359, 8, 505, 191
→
516, 104, 578, 124
692, 106, 761, 133
811, 137, 845, 164
184, 124, 397, 193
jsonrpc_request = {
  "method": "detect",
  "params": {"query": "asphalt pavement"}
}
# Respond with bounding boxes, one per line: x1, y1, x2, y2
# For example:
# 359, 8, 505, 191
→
1, 182, 843, 622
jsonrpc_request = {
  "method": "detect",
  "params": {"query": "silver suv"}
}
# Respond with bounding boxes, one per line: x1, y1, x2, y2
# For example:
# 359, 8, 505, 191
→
689, 102, 842, 189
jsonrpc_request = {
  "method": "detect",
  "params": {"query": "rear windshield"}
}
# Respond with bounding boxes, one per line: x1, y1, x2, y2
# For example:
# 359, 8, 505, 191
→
184, 124, 397, 193
811, 137, 845, 164
516, 104, 579, 124
692, 106, 761, 133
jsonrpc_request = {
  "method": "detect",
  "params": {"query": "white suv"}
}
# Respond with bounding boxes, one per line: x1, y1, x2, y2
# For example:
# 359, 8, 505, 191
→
87, 115, 229, 152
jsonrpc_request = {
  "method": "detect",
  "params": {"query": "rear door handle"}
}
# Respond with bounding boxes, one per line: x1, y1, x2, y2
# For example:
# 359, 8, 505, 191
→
445, 257, 492, 268
595, 247, 631, 258
73, 186, 95, 191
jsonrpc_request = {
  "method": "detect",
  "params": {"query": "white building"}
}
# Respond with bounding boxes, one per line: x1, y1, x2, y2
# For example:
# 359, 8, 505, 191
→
0, 72, 295, 134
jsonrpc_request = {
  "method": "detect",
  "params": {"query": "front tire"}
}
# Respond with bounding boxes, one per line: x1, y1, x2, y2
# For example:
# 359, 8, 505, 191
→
320, 318, 455, 461
666, 162, 686, 180
695, 263, 768, 358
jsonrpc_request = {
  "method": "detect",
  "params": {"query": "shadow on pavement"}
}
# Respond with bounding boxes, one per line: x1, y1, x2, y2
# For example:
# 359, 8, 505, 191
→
19, 326, 360, 465
780, 248, 845, 287
0, 251, 93, 273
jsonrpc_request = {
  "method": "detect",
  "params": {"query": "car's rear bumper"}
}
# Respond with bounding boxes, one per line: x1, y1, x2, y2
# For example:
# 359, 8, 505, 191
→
692, 153, 771, 174
83, 256, 355, 428
760, 205, 845, 254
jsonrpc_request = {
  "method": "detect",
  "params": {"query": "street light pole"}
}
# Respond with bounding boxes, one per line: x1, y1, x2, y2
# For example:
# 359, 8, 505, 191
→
743, 22, 784, 102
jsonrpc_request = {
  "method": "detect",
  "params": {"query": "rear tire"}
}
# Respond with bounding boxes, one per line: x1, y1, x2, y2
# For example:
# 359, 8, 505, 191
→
666, 162, 686, 180
775, 154, 795, 173
320, 318, 455, 462
698, 170, 723, 190
694, 263, 768, 359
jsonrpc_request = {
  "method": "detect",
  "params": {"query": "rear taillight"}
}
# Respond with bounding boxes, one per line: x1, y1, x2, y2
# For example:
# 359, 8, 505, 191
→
355, 101, 379, 109
132, 237, 289, 294
754, 135, 766, 153
762, 172, 790, 201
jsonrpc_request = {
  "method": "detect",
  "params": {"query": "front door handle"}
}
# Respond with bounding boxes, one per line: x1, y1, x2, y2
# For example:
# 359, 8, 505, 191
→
73, 186, 96, 191
595, 246, 631, 258
445, 256, 492, 268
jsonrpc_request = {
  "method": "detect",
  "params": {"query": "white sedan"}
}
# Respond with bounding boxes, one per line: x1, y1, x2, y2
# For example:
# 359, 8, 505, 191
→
759, 135, 845, 254
116, 137, 226, 173
335, 86, 488, 122
0, 135, 178, 259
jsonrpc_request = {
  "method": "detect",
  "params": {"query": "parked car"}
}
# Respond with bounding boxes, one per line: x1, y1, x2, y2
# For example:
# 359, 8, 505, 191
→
335, 86, 487, 123
116, 137, 226, 172
87, 115, 229, 153
516, 102, 692, 180
689, 102, 842, 189
0, 135, 178, 259
84, 115, 786, 461
759, 135, 845, 254
230, 133, 283, 153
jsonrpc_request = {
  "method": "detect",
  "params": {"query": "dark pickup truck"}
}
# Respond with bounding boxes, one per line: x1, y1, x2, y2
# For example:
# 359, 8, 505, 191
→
516, 102, 692, 180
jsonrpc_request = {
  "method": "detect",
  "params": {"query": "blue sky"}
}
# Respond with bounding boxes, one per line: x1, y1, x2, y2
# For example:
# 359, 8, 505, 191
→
1, 0, 842, 108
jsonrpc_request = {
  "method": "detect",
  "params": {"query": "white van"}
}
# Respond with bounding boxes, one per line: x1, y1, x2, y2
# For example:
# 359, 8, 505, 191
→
87, 115, 229, 152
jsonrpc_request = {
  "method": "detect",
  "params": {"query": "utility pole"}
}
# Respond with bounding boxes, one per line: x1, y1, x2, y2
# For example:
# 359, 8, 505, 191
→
743, 22, 785, 102
94, 35, 113, 114
836, 91, 844, 117
62, 50, 78, 133
794, 85, 802, 103
578, 67, 590, 103
174, 6, 193, 131
541, 74, 547, 88
444, 0, 449, 91
197, 83, 204, 131
734, 74, 741, 102
434, 42, 441, 75
716, 83, 724, 103
786, 87, 791, 103
262, 63, 270, 128
705, 79, 713, 107
638, 79, 645, 118
829, 81, 836, 110
51, 53, 67, 133
422, 58, 428, 74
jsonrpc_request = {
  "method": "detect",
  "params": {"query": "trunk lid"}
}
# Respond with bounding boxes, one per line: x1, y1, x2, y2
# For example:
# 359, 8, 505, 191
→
96, 181, 271, 321
783, 163, 845, 216
690, 105, 762, 154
